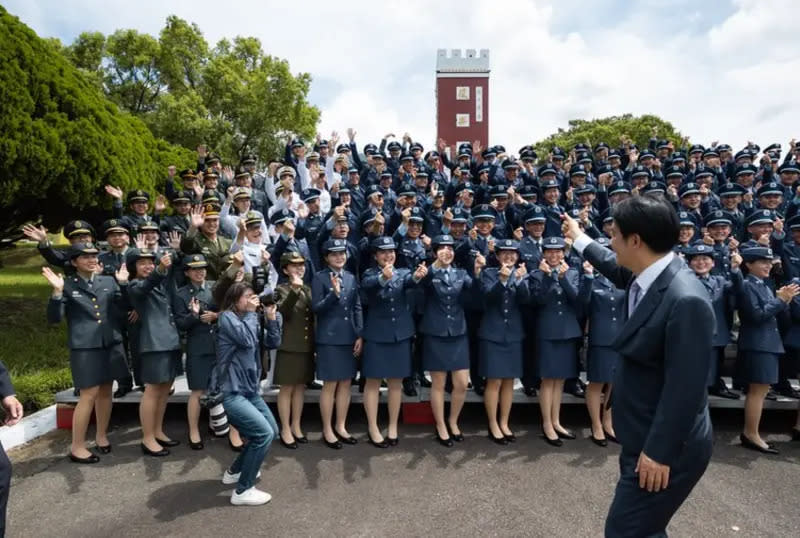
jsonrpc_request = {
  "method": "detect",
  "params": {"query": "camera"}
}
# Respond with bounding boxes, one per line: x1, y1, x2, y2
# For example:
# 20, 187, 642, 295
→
259, 292, 279, 308
252, 266, 268, 294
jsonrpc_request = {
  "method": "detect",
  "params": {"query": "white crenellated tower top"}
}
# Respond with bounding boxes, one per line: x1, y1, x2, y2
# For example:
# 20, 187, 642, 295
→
436, 49, 490, 74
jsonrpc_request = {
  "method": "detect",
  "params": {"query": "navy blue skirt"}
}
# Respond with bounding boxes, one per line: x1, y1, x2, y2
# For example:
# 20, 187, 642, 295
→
587, 346, 619, 384
537, 339, 578, 380
741, 351, 778, 385
185, 353, 215, 391
362, 339, 412, 379
69, 344, 129, 389
316, 344, 357, 381
479, 340, 522, 379
140, 350, 182, 385
423, 335, 469, 372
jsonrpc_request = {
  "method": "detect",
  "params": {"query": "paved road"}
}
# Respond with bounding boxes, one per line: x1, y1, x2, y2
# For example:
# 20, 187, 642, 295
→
6, 405, 800, 537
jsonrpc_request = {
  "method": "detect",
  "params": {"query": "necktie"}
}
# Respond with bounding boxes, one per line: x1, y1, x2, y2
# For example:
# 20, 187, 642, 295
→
629, 281, 642, 314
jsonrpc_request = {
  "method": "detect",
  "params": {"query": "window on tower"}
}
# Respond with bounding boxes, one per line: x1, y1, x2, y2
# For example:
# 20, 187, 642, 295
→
456, 114, 470, 127
456, 86, 470, 100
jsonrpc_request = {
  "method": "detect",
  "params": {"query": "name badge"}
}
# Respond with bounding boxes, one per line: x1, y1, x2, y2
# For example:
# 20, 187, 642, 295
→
72, 291, 81, 297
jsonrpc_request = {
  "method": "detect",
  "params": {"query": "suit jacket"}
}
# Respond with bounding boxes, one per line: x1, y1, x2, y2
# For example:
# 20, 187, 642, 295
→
579, 272, 626, 347
360, 267, 417, 343
477, 268, 530, 343
311, 268, 362, 345
127, 269, 181, 354
173, 281, 217, 357
47, 274, 124, 349
274, 283, 314, 353
736, 274, 788, 354
582, 241, 715, 467
418, 267, 475, 337
528, 267, 583, 341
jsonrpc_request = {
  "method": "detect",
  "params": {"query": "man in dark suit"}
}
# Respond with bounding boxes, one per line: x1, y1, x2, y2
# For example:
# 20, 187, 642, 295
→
0, 360, 24, 537
563, 196, 715, 537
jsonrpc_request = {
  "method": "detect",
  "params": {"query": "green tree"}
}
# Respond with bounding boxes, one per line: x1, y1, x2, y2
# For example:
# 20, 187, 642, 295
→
531, 114, 688, 161
0, 7, 192, 241
62, 16, 320, 165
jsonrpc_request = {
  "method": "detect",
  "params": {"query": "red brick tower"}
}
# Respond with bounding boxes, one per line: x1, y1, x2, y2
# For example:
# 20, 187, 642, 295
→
435, 48, 490, 160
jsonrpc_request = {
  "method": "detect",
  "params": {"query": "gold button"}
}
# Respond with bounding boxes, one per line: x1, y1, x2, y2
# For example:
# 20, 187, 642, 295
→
97, 320, 102, 324
94, 305, 99, 309
92, 298, 97, 302
96, 313, 101, 317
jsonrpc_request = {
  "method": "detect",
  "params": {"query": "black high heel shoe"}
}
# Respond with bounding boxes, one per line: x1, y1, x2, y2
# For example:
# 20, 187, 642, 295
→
740, 433, 779, 454
69, 452, 100, 464
542, 430, 563, 447
155, 437, 180, 447
188, 437, 204, 450
387, 436, 399, 446
229, 439, 244, 452
436, 434, 454, 448
488, 433, 509, 446
791, 428, 800, 441
140, 443, 170, 457
294, 435, 308, 444
96, 444, 112, 454
280, 435, 298, 449
368, 435, 389, 449
555, 428, 576, 440
603, 429, 619, 444
323, 436, 342, 450
590, 435, 608, 447
504, 433, 517, 443
447, 425, 464, 442
335, 431, 358, 445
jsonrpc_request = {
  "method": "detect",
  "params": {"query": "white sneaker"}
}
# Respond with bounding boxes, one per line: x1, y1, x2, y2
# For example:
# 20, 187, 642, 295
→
231, 487, 272, 506
222, 469, 261, 485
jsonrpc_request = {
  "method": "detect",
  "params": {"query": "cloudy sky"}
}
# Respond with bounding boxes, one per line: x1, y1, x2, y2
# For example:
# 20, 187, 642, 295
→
6, 0, 799, 154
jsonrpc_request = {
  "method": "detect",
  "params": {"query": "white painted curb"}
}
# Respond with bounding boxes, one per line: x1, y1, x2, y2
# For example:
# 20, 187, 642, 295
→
0, 405, 57, 451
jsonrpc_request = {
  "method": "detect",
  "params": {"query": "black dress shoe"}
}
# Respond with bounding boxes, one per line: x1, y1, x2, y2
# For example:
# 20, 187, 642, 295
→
402, 378, 418, 397
295, 436, 308, 444
765, 389, 779, 401
155, 437, 180, 447
306, 381, 323, 390
335, 432, 358, 445
603, 429, 619, 444
555, 429, 576, 440
69, 452, 100, 464
791, 428, 800, 441
229, 440, 244, 452
474, 384, 485, 396
188, 438, 204, 450
140, 444, 170, 457
387, 436, 399, 446
777, 386, 800, 399
504, 433, 517, 443
523, 386, 537, 397
740, 433, 779, 454
113, 386, 132, 398
488, 433, 509, 446
323, 437, 342, 449
709, 386, 741, 400
96, 444, 112, 454
419, 376, 432, 388
564, 383, 585, 398
368, 436, 389, 448
590, 435, 608, 447
542, 434, 563, 447
73, 388, 81, 397
450, 432, 464, 443
436, 434, 454, 447
280, 436, 298, 449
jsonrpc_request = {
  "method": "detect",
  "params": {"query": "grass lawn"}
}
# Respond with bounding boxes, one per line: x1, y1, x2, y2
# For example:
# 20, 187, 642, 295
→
0, 245, 72, 411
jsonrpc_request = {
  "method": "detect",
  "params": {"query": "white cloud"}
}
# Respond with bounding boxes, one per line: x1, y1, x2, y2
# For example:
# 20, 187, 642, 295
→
5, 0, 799, 155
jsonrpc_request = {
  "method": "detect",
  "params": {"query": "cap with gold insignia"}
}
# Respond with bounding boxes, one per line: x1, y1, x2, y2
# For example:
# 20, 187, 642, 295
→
179, 169, 197, 180
69, 242, 99, 259
203, 203, 221, 217
203, 169, 220, 180
244, 211, 262, 227
127, 190, 149, 203
102, 219, 129, 236
277, 166, 297, 179
64, 219, 96, 239
137, 218, 159, 232
172, 190, 193, 204
183, 254, 208, 269
280, 251, 306, 268
233, 187, 252, 201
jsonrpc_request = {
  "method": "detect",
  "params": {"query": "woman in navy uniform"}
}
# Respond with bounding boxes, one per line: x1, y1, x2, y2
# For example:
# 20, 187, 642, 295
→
273, 251, 315, 449
420, 234, 485, 447
529, 236, 583, 446
43, 243, 129, 463
311, 238, 363, 449
737, 245, 800, 454
578, 237, 625, 446
360, 237, 428, 447
684, 244, 743, 394
126, 248, 182, 457
478, 239, 529, 444
173, 254, 218, 450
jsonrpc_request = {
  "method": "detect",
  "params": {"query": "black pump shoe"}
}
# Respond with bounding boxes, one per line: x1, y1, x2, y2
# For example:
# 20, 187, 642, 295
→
155, 437, 180, 447
335, 431, 358, 445
96, 444, 112, 454
280, 435, 298, 449
488, 433, 508, 446
188, 437, 204, 450
294, 435, 308, 444
739, 433, 779, 454
140, 443, 170, 457
368, 435, 389, 449
323, 437, 342, 450
387, 436, 399, 446
504, 433, 517, 443
69, 452, 100, 464
436, 434, 454, 448
555, 429, 576, 440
